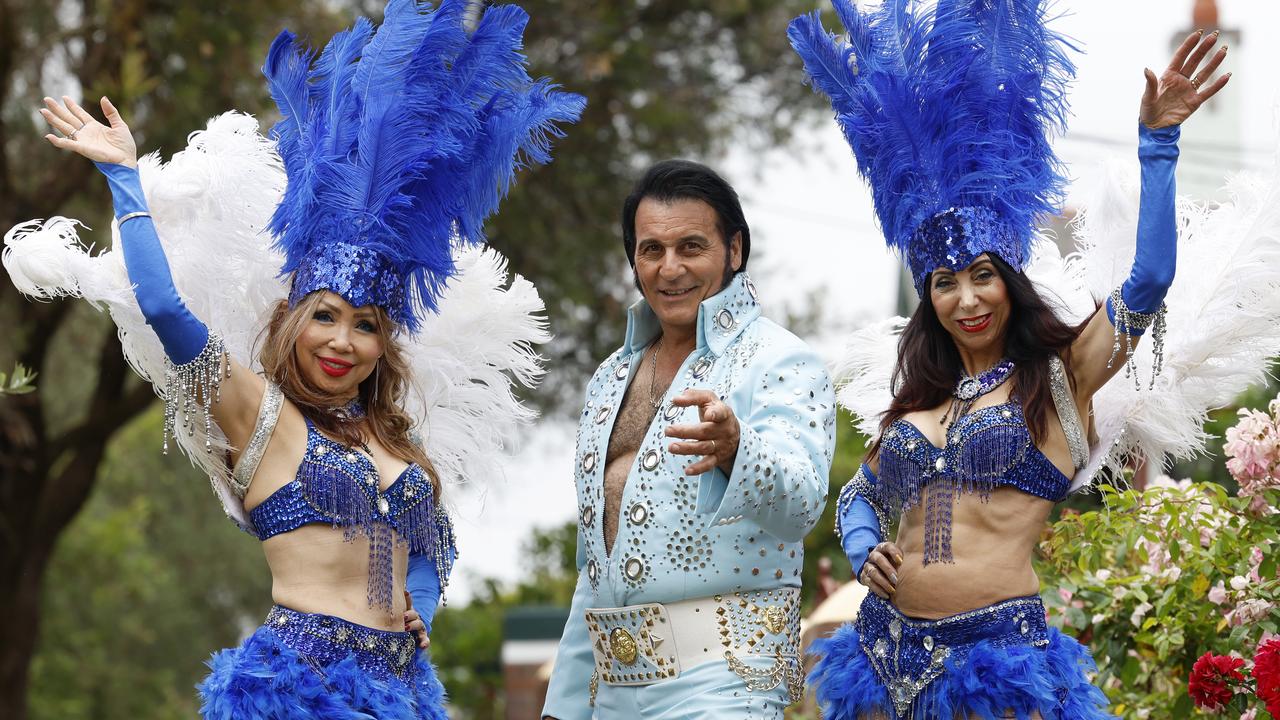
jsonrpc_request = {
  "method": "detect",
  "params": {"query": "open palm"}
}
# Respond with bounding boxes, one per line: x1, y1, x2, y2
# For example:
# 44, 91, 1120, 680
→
1141, 30, 1230, 129
40, 95, 137, 167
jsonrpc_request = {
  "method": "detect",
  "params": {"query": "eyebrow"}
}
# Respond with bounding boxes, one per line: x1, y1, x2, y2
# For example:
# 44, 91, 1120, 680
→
639, 234, 711, 245
318, 301, 376, 319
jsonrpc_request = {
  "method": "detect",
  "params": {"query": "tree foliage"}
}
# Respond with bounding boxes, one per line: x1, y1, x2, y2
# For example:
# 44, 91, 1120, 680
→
430, 521, 579, 719
27, 408, 269, 720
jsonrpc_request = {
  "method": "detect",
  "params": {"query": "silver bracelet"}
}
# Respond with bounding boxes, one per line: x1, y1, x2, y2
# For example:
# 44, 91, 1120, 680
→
118, 211, 152, 225
1106, 287, 1167, 390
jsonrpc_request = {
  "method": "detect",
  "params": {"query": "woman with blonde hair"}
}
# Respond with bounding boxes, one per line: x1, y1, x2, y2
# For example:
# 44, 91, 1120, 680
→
5, 0, 582, 716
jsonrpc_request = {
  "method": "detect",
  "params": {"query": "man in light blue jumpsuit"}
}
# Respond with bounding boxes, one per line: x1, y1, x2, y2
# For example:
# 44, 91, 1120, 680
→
542, 160, 836, 719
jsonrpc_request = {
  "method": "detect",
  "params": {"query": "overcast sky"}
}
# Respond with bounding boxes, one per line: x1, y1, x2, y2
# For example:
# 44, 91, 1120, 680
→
448, 0, 1280, 604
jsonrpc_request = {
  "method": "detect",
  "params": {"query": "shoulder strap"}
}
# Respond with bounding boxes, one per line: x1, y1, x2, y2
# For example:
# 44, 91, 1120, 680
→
1047, 355, 1088, 470
230, 381, 284, 497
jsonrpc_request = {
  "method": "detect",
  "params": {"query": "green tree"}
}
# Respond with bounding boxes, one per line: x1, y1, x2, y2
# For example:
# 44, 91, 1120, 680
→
27, 407, 270, 720
0, 3, 349, 716
431, 521, 579, 719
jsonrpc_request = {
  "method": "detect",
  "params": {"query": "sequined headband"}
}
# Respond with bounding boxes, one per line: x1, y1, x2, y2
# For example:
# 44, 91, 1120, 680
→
288, 243, 407, 323
906, 207, 1024, 297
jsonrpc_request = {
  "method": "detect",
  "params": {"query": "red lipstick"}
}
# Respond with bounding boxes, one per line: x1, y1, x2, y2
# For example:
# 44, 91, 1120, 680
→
957, 314, 992, 334
318, 356, 354, 377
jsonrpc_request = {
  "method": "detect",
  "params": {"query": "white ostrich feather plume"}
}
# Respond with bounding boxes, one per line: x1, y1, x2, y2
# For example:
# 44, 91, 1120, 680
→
3, 112, 548, 526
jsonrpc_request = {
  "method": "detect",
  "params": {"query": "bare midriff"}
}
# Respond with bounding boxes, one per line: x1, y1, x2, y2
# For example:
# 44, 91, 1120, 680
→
890, 486, 1052, 620
262, 524, 409, 631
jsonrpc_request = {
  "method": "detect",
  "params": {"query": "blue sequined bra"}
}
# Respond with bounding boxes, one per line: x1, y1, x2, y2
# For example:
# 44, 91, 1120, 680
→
234, 383, 456, 611
878, 387, 1077, 564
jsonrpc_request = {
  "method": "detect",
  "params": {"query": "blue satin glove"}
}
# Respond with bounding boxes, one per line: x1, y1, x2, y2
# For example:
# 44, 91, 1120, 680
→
406, 546, 456, 634
1106, 123, 1180, 333
836, 463, 888, 578
95, 162, 209, 364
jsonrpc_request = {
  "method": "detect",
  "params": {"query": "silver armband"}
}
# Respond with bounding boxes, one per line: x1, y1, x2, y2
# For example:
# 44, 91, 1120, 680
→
118, 211, 152, 225
834, 466, 890, 539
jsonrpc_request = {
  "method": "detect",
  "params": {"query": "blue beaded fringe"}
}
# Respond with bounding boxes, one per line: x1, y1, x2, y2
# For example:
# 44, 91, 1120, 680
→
249, 418, 456, 611
878, 402, 1070, 563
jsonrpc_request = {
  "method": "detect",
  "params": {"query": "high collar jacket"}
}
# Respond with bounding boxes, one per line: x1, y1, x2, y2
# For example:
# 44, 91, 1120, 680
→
544, 272, 836, 719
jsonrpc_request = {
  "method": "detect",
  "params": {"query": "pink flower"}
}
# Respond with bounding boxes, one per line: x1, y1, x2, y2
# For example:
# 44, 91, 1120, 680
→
1226, 598, 1275, 626
1224, 408, 1280, 484
1239, 708, 1258, 720
1208, 582, 1229, 605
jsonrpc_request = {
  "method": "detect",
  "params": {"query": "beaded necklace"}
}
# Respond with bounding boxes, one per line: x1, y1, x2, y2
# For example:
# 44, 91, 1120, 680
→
942, 358, 1015, 427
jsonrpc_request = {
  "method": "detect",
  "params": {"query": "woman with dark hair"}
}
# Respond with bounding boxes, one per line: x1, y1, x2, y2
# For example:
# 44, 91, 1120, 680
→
5, 1, 582, 717
790, 1, 1228, 717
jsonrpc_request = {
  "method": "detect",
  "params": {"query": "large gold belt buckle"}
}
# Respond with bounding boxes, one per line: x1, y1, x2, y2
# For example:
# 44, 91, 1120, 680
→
609, 627, 639, 665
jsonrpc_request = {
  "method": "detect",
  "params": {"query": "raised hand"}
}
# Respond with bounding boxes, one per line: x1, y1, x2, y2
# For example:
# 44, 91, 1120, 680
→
1140, 30, 1230, 129
40, 95, 138, 167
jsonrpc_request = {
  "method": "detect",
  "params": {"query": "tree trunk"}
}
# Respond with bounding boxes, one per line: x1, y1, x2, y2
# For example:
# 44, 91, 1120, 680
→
1, 525, 60, 720
0, 332, 152, 719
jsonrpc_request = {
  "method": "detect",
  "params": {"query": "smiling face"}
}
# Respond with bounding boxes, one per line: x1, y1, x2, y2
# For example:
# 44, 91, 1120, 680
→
292, 291, 385, 402
632, 197, 742, 337
928, 253, 1011, 358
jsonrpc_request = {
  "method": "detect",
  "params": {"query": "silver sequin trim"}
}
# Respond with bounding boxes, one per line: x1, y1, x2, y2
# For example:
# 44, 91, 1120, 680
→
1107, 287, 1167, 390
231, 382, 284, 497
163, 333, 230, 455
1047, 356, 1088, 471
835, 466, 889, 538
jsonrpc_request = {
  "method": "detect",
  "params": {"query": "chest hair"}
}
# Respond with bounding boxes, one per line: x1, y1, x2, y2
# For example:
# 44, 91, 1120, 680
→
601, 363, 672, 553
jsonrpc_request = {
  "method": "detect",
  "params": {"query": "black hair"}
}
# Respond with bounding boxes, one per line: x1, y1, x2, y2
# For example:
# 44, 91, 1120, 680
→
620, 159, 751, 271
868, 254, 1088, 460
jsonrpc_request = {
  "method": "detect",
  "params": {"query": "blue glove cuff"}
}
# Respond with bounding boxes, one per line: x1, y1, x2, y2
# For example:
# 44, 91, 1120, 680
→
836, 464, 888, 578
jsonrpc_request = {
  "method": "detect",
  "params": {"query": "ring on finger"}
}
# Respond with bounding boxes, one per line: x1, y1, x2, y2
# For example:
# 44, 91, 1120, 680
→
69, 122, 86, 141
710, 439, 717, 454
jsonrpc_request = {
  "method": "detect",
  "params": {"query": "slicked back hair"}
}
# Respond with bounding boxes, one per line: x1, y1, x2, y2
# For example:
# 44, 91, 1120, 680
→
621, 159, 751, 274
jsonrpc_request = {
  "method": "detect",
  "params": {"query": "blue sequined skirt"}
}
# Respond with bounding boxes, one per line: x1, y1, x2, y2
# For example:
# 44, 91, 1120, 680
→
810, 594, 1114, 720
198, 605, 447, 720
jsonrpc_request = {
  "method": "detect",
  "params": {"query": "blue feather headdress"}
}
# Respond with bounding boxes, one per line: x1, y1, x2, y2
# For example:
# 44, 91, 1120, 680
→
263, 0, 584, 331
789, 0, 1076, 296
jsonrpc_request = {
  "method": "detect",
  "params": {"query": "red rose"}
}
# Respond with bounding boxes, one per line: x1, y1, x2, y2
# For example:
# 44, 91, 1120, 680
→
1188, 651, 1245, 710
1255, 638, 1280, 716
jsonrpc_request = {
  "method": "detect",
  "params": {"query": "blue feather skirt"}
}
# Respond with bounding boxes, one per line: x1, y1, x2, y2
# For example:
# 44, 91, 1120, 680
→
197, 606, 447, 720
810, 594, 1114, 720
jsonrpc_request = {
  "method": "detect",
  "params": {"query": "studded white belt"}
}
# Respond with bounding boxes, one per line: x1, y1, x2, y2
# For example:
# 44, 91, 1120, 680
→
584, 588, 804, 701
